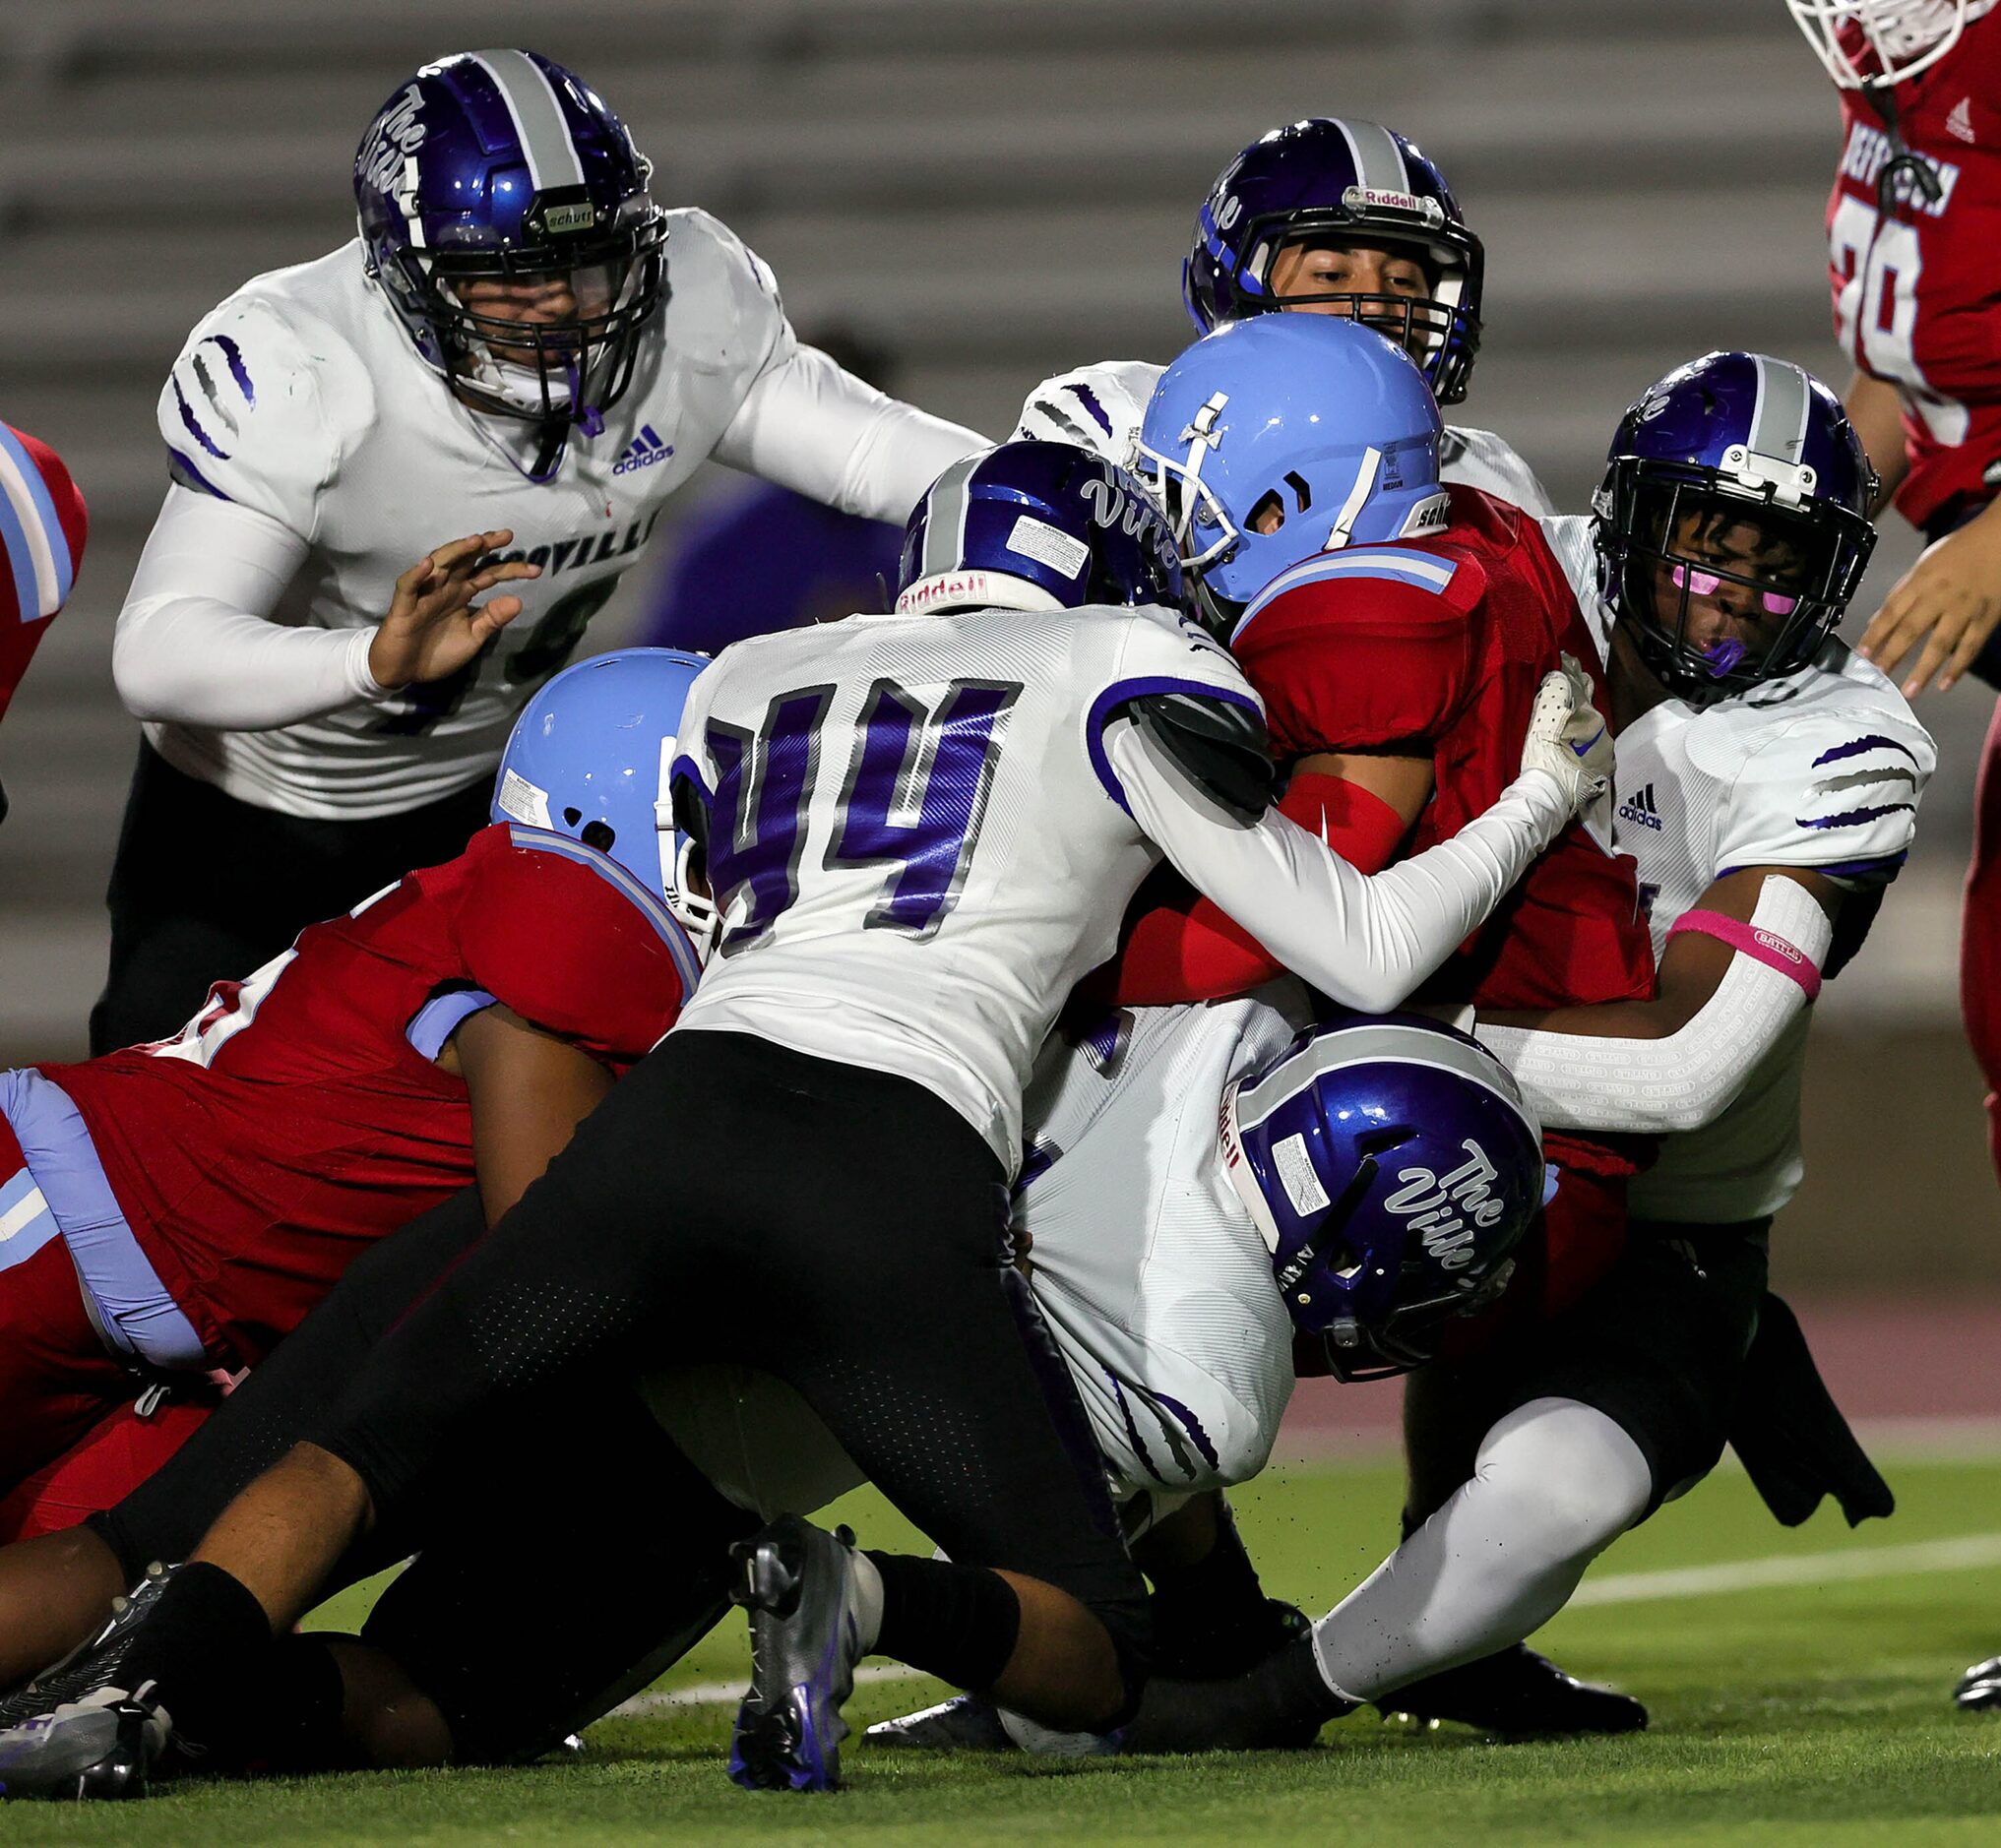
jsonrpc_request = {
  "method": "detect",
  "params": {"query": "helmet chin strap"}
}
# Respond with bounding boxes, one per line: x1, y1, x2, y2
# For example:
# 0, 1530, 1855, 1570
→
463, 344, 577, 417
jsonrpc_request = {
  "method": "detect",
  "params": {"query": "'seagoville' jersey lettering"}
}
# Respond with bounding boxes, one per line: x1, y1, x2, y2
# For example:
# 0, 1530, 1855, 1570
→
38, 824, 696, 1364
668, 600, 1257, 1170
1827, 7, 2001, 524
1543, 513, 1936, 1219
154, 211, 798, 818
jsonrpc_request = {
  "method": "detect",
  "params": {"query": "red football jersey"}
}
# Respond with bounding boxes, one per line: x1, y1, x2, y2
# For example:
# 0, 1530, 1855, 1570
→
1232, 490, 1657, 1021
0, 425, 88, 728
1826, 8, 2001, 526
41, 824, 698, 1367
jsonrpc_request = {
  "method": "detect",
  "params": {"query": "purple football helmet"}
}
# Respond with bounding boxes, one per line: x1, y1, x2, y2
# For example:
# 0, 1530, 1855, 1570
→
353, 50, 666, 436
895, 440, 1184, 618
1183, 117, 1484, 404
1595, 351, 1879, 705
1222, 1013, 1542, 1383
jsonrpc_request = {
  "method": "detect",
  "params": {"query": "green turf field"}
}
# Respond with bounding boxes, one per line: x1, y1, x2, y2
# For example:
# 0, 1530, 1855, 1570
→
3, 1449, 1998, 1845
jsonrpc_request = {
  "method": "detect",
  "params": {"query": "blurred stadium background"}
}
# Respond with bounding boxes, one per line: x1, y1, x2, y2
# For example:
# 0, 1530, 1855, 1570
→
0, 0, 1990, 1290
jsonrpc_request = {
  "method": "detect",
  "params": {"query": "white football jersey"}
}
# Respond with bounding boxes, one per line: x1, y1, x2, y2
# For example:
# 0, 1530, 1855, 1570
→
1541, 515, 1936, 1220
1015, 359, 1556, 516
1017, 989, 1306, 1497
147, 212, 978, 818
669, 597, 1256, 1169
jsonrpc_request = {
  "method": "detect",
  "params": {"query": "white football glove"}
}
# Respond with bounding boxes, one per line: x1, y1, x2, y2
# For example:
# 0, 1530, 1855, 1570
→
1521, 653, 1615, 827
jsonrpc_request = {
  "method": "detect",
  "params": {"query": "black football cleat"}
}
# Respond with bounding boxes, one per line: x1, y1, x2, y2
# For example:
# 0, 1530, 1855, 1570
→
1122, 1632, 1351, 1754
0, 1562, 178, 1735
1954, 1654, 2001, 1711
1153, 1596, 1312, 1682
0, 1692, 167, 1800
1374, 1644, 1647, 1739
867, 1694, 1018, 1752
727, 1516, 866, 1792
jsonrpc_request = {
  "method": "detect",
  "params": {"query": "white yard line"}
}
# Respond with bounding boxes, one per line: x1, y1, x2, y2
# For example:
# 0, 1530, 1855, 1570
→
1568, 1530, 2001, 1607
618, 1530, 2001, 1713
616, 1661, 924, 1715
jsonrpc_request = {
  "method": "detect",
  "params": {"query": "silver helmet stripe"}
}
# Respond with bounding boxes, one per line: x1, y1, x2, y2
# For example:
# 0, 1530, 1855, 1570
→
1746, 354, 1812, 466
918, 453, 984, 579
470, 49, 588, 192
1232, 1022, 1534, 1140
1334, 118, 1411, 197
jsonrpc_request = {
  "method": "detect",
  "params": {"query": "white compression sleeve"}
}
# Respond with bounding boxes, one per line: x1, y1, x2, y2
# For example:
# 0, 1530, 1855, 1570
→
1109, 719, 1571, 1015
113, 487, 388, 730
1473, 876, 1834, 1136
1309, 1397, 1652, 1703
712, 343, 987, 524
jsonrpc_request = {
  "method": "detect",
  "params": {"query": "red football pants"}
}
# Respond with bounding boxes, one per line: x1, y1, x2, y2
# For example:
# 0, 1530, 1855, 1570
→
0, 1395, 212, 1543
0, 1234, 134, 1506
1963, 696, 2001, 1187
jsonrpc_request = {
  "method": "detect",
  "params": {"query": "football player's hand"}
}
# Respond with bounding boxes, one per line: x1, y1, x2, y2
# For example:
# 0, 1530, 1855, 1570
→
1521, 655, 1613, 821
1855, 505, 2001, 697
368, 530, 541, 691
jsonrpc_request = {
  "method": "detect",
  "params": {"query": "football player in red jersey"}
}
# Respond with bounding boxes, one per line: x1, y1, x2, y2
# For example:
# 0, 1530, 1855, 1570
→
1100, 314, 1653, 1738
0, 648, 707, 1546
1126, 321, 1652, 1299
0, 424, 88, 826
1788, 0, 2001, 1184
1801, 0, 2001, 1715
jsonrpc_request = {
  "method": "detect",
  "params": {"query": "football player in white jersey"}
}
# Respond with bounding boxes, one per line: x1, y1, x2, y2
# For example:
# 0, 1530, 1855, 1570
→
1014, 116, 1551, 515
91, 48, 985, 1054
652, 998, 1541, 1755
1097, 353, 1937, 1755
0, 437, 1612, 1800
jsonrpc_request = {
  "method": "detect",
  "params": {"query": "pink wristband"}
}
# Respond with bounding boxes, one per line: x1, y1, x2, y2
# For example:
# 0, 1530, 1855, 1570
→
1666, 909, 1822, 1001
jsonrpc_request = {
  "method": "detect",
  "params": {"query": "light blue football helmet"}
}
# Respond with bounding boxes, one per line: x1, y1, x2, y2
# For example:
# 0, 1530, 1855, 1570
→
492, 647, 715, 949
1136, 315, 1451, 627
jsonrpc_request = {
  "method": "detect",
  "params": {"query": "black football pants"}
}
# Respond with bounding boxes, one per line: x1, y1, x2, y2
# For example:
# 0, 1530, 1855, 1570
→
312, 1029, 1149, 1674
92, 1189, 758, 1762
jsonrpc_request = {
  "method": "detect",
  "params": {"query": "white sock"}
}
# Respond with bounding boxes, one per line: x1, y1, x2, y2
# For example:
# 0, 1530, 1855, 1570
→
1308, 1396, 1653, 1702
847, 1546, 885, 1656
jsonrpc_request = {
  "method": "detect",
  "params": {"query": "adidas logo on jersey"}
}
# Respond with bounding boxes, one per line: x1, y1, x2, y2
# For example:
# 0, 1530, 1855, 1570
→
1948, 97, 1976, 145
1617, 782, 1665, 832
612, 424, 675, 475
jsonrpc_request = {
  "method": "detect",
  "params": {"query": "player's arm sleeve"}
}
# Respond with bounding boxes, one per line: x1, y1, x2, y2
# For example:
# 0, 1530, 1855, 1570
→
717, 341, 989, 523
112, 487, 388, 728
114, 299, 390, 729
457, 840, 699, 1064
1474, 872, 1836, 1136
1108, 770, 1411, 1004
1106, 717, 1572, 1016
703, 228, 986, 524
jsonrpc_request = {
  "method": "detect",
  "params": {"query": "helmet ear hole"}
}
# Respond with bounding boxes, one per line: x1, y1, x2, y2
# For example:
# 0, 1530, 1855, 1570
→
563, 805, 584, 828
1320, 1237, 1363, 1280
581, 819, 616, 853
